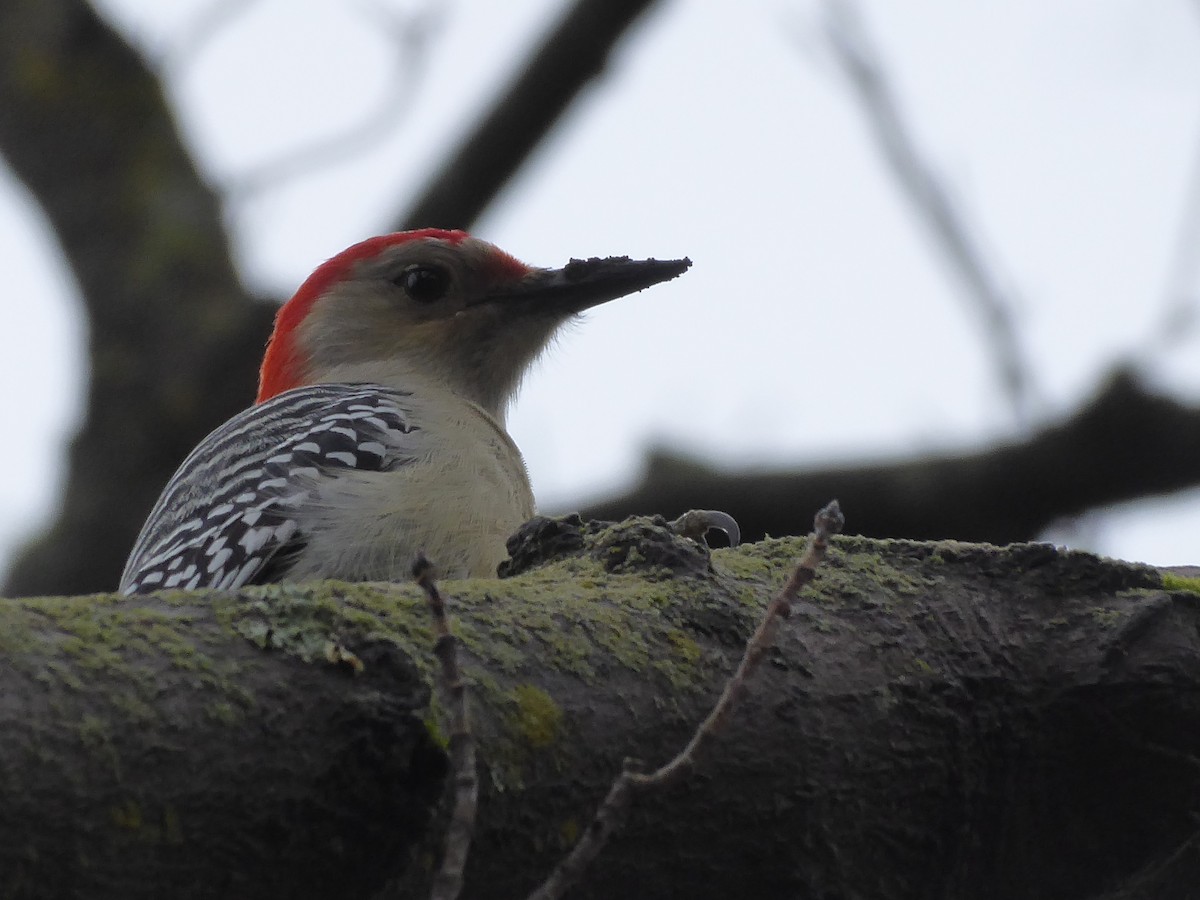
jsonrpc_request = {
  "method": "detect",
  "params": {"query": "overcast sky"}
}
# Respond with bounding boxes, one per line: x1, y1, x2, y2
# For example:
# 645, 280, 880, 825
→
3, 0, 1199, 578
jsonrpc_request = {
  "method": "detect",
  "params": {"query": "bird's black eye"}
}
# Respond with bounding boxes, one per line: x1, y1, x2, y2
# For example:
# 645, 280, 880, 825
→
395, 264, 450, 303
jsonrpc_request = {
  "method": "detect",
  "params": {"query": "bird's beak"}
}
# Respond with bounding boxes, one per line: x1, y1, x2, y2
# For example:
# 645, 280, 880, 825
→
481, 255, 692, 314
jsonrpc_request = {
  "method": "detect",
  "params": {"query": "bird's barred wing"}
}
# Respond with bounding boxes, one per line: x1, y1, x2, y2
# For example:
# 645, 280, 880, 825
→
119, 384, 419, 594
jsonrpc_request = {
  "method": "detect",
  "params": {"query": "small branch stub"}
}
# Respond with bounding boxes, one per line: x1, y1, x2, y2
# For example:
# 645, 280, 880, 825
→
669, 509, 742, 547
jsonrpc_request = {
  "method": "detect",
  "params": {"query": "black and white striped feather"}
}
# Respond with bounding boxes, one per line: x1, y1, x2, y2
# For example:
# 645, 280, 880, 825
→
119, 383, 419, 594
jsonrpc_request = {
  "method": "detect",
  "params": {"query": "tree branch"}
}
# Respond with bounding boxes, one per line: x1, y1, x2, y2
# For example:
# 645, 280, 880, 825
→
3, 518, 1197, 899
223, 3, 443, 201
821, 0, 1033, 420
397, 0, 662, 230
581, 371, 1200, 545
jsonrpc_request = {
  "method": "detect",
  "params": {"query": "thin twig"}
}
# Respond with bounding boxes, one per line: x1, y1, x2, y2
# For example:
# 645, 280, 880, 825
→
527, 501, 845, 900
398, 0, 661, 230
413, 554, 477, 900
222, 2, 444, 202
820, 0, 1034, 423
164, 0, 264, 73
1150, 69, 1200, 351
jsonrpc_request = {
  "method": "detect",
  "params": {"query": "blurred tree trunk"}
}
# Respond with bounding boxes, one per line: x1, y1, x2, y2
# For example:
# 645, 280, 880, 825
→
0, 0, 273, 595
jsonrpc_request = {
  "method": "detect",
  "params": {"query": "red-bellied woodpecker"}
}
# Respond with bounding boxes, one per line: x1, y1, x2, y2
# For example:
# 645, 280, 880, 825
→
119, 229, 691, 594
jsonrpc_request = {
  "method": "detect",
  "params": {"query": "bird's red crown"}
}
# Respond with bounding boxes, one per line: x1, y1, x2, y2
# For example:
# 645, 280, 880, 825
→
256, 229, 528, 403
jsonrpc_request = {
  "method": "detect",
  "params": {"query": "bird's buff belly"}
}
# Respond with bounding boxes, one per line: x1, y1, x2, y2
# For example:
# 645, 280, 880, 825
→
283, 454, 535, 582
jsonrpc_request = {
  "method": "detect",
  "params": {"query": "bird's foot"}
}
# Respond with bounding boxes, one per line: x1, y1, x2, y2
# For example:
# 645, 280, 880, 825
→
668, 509, 741, 548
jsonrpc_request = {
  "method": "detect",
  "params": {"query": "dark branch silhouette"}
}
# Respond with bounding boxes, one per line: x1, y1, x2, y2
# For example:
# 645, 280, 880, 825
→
581, 371, 1200, 547
397, 0, 662, 231
822, 0, 1033, 421
223, 4, 444, 201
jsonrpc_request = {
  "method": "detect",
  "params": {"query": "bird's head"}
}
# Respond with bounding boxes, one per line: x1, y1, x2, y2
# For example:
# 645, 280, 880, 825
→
258, 229, 691, 418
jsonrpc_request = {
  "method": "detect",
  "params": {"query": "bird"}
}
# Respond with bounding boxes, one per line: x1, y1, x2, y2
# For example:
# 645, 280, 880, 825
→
119, 228, 691, 594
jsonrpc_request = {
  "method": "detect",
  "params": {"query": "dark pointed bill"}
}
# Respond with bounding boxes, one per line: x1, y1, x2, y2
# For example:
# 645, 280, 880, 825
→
482, 255, 692, 313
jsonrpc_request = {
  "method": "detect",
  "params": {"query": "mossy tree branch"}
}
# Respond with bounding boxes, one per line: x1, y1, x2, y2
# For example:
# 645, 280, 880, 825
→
3, 518, 1199, 899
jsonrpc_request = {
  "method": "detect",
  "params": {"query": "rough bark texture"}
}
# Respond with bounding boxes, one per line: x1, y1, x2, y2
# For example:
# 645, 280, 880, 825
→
3, 517, 1199, 899
0, 587, 445, 898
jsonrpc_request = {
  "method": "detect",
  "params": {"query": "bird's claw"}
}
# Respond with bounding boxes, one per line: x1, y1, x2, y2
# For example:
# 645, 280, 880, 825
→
669, 509, 741, 548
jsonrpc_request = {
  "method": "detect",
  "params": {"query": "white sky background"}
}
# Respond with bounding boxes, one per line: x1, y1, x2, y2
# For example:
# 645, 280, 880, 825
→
2, 0, 1200, 577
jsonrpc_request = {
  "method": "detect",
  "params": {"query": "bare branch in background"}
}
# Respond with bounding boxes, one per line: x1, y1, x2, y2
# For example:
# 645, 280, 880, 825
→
580, 371, 1200, 548
1147, 126, 1200, 348
1151, 58, 1200, 351
223, 2, 445, 202
398, 0, 662, 230
821, 0, 1035, 423
165, 0, 265, 72
5, 0, 1197, 599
